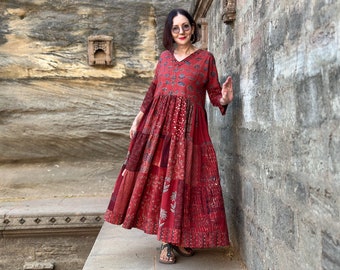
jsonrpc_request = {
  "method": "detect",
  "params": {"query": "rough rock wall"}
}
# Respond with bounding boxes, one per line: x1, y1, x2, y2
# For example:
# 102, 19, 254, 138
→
0, 0, 158, 79
0, 0, 193, 164
205, 0, 339, 269
0, 0, 157, 164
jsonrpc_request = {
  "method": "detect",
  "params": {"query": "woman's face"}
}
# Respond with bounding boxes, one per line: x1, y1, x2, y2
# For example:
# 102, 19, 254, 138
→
171, 14, 194, 46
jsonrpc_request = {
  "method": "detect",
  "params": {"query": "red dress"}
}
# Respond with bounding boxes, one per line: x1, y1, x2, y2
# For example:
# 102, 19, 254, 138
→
105, 49, 230, 248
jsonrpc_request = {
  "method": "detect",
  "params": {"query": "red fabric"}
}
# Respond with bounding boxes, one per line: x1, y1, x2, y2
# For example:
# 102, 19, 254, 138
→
105, 49, 230, 248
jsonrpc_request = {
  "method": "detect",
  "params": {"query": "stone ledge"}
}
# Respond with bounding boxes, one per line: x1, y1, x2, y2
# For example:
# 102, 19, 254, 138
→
0, 197, 108, 237
2, 226, 101, 238
1, 214, 103, 231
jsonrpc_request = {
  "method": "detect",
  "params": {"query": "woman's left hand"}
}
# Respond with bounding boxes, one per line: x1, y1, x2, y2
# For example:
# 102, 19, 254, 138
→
220, 76, 233, 105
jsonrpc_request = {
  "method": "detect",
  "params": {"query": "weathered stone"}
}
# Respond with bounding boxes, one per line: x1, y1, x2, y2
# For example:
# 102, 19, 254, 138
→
273, 199, 295, 250
284, 173, 308, 203
1, 233, 97, 270
0, 79, 147, 163
296, 74, 327, 128
23, 262, 54, 270
322, 231, 340, 270
0, 0, 194, 164
204, 0, 339, 269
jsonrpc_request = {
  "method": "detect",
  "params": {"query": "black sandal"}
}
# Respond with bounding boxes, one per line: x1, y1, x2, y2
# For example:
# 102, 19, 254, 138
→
173, 245, 195, 257
159, 243, 176, 264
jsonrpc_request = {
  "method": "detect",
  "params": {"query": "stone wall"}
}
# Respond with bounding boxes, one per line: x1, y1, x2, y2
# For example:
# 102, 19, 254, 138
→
0, 0, 192, 164
0, 0, 192, 193
203, 0, 339, 269
1, 232, 97, 270
0, 0, 158, 166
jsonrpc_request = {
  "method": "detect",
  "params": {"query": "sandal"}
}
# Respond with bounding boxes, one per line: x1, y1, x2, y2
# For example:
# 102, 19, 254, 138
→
173, 245, 195, 257
159, 243, 176, 264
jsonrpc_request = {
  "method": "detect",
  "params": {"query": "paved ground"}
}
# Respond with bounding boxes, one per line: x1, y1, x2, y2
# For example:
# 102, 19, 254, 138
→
83, 222, 246, 270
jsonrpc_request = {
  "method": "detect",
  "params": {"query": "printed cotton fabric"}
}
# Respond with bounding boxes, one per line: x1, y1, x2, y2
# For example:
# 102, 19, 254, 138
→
105, 49, 229, 248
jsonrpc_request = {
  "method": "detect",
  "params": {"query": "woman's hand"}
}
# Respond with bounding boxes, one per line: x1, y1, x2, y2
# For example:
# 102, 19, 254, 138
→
129, 111, 144, 139
220, 76, 233, 106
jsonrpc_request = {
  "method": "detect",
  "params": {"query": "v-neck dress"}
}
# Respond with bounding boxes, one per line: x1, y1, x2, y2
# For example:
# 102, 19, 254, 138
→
105, 49, 230, 248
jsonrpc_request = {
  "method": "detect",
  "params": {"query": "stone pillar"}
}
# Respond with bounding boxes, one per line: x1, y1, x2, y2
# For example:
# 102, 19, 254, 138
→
197, 18, 208, 50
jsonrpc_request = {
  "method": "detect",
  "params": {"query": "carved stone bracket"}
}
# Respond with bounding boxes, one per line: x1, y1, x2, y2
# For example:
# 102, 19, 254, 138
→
88, 35, 113, 66
222, 0, 236, 24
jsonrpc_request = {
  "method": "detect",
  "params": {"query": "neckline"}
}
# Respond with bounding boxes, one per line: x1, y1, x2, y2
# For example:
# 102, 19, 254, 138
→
172, 48, 201, 63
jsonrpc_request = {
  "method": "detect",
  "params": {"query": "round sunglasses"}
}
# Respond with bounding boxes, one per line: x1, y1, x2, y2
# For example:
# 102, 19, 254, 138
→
172, 23, 191, 34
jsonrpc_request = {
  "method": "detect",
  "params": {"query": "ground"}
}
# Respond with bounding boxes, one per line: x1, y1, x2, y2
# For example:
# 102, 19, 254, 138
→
0, 160, 123, 202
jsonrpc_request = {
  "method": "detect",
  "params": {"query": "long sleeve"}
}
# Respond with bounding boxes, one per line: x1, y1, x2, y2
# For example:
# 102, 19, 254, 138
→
140, 60, 160, 114
206, 53, 228, 115
140, 81, 156, 114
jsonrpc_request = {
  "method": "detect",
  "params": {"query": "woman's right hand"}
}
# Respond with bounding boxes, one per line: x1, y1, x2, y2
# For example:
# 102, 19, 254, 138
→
129, 121, 138, 139
129, 111, 144, 139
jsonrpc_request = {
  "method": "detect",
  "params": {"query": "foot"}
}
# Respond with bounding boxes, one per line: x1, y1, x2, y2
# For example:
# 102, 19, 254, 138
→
159, 243, 176, 264
173, 246, 195, 257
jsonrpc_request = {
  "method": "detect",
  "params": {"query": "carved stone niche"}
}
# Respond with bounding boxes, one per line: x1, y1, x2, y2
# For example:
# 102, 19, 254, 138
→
222, 0, 236, 24
88, 35, 113, 66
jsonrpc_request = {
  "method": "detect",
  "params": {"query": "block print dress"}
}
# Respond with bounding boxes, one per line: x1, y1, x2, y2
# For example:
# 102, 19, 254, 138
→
105, 49, 230, 248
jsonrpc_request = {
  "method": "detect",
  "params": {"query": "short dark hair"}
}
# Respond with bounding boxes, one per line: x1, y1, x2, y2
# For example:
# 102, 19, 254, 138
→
162, 9, 200, 51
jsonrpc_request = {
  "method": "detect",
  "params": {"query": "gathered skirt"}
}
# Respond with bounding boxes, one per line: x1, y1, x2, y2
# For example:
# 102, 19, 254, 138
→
105, 95, 229, 248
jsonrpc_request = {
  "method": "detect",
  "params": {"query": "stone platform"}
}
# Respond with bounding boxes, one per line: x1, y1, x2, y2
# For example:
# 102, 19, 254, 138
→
0, 160, 119, 270
83, 222, 246, 270
0, 196, 109, 270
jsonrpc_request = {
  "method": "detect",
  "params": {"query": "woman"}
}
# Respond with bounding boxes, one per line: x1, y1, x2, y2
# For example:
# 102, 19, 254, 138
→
105, 8, 233, 264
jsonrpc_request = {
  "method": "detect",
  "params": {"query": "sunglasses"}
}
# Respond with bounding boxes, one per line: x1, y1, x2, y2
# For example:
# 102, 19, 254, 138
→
172, 23, 191, 34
